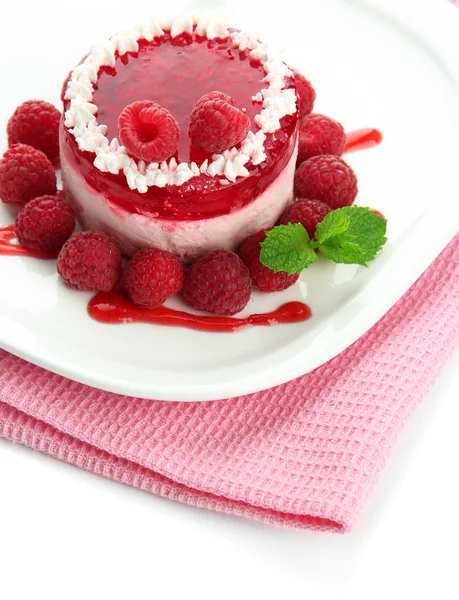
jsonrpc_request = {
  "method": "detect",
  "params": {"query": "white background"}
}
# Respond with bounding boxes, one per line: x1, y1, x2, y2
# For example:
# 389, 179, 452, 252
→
1, 0, 459, 597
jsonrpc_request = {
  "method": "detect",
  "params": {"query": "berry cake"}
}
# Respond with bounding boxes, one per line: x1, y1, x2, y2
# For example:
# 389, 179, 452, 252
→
60, 16, 299, 261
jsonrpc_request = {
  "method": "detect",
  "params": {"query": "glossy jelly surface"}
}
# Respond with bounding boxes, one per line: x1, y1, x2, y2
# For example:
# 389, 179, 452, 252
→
62, 32, 299, 220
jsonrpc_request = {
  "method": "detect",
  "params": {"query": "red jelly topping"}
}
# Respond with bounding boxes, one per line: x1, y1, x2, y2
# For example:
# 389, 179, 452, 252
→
0, 225, 56, 258
96, 38, 265, 160
344, 128, 383, 153
62, 31, 298, 220
88, 288, 312, 332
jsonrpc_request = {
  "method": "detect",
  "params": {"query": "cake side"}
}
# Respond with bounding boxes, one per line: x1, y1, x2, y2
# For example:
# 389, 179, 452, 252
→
61, 124, 298, 261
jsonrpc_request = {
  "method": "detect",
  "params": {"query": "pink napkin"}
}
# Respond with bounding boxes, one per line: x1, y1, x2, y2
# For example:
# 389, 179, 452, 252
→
1, 234, 458, 532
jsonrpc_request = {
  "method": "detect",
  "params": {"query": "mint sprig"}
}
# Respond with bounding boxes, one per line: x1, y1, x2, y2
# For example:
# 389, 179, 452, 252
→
259, 223, 318, 275
259, 206, 387, 274
314, 207, 387, 266
313, 209, 351, 243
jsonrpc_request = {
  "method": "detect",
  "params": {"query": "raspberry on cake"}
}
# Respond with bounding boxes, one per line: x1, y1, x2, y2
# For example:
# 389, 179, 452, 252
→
118, 101, 180, 162
60, 17, 299, 262
189, 91, 251, 153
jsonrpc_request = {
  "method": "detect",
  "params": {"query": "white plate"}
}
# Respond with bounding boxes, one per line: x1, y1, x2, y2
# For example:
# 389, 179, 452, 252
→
1, 0, 459, 401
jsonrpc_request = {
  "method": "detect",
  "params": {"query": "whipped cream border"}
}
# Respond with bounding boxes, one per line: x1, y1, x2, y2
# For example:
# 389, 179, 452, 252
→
63, 16, 297, 192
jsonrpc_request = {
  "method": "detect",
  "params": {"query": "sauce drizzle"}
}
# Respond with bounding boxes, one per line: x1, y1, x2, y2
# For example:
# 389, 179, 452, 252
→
0, 225, 56, 258
345, 128, 383, 153
88, 289, 312, 333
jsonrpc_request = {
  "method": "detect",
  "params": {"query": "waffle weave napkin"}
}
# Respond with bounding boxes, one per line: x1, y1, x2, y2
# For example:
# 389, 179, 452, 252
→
1, 234, 458, 532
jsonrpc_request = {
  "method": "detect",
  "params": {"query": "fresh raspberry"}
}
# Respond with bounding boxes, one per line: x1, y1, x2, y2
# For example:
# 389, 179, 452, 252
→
189, 93, 250, 153
125, 248, 185, 309
57, 231, 121, 292
293, 70, 316, 118
294, 155, 358, 209
297, 114, 346, 165
15, 195, 75, 253
7, 100, 61, 164
196, 91, 235, 108
118, 101, 180, 162
182, 250, 251, 315
0, 144, 57, 204
280, 199, 332, 238
238, 231, 299, 293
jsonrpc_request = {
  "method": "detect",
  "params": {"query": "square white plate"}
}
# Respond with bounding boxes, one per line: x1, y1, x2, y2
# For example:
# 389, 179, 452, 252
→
0, 0, 458, 401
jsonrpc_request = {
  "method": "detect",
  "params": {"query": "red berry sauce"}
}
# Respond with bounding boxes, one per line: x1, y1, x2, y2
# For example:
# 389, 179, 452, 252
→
61, 31, 298, 220
344, 128, 382, 153
88, 288, 311, 333
0, 225, 56, 258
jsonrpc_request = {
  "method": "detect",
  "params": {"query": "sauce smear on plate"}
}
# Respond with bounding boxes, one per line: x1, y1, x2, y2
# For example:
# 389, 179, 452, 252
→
344, 128, 383, 153
88, 289, 312, 333
0, 225, 56, 258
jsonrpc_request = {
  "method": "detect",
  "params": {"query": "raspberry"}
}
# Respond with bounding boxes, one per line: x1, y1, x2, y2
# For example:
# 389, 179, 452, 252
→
0, 144, 57, 204
15, 195, 75, 253
294, 155, 358, 209
280, 199, 332, 238
7, 100, 61, 164
182, 250, 251, 315
297, 114, 345, 165
125, 248, 185, 309
57, 231, 121, 292
118, 101, 180, 162
189, 92, 250, 153
293, 70, 316, 118
238, 231, 299, 293
196, 91, 235, 108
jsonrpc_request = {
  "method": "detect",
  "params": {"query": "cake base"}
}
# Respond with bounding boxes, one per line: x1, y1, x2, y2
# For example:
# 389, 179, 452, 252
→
60, 136, 298, 262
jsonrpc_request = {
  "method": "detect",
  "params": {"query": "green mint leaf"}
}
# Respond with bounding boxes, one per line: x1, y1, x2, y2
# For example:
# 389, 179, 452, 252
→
259, 223, 318, 275
314, 210, 351, 243
318, 237, 372, 266
315, 207, 387, 266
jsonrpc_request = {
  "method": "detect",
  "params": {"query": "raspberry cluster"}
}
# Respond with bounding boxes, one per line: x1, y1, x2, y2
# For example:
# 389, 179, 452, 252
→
0, 62, 364, 317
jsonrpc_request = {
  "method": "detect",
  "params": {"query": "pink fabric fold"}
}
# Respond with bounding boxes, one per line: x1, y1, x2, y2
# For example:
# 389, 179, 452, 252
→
1, 235, 458, 532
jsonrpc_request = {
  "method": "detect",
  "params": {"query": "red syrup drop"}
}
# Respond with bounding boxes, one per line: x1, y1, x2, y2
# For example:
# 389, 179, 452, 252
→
88, 288, 312, 333
0, 225, 56, 259
344, 128, 383, 153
